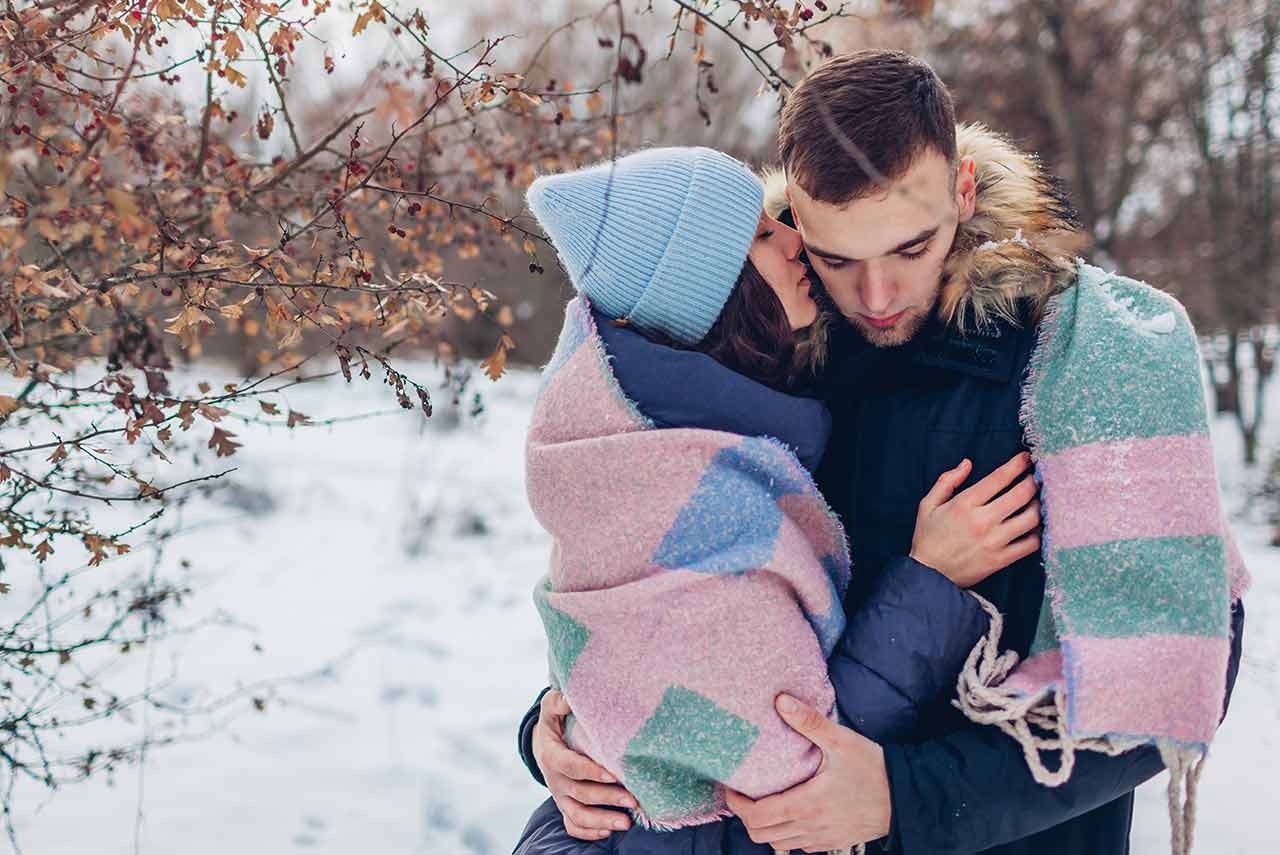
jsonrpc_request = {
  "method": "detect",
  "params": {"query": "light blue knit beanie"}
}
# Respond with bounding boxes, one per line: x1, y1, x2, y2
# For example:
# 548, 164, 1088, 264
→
526, 147, 765, 345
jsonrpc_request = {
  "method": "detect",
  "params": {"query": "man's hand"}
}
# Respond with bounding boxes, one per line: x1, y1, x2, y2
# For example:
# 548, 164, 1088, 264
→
532, 689, 638, 841
726, 693, 891, 853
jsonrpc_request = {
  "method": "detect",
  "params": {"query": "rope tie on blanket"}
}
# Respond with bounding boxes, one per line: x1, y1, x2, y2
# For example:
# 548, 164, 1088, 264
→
952, 593, 1115, 786
955, 592, 1207, 855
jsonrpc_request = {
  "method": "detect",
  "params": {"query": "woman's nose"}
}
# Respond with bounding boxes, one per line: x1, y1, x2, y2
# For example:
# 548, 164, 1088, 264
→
780, 225, 803, 260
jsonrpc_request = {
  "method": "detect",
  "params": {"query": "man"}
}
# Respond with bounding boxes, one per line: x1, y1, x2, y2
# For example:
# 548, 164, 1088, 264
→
515, 50, 1246, 854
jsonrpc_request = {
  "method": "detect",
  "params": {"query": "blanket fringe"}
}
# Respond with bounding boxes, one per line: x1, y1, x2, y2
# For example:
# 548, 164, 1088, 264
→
1160, 743, 1207, 855
955, 593, 1206, 855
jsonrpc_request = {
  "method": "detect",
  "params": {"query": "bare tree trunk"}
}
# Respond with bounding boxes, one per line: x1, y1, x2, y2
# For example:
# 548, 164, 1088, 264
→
1248, 331, 1274, 465
1224, 328, 1274, 466
1223, 330, 1256, 462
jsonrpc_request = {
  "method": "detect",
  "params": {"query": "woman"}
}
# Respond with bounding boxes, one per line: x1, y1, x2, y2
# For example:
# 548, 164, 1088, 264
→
515, 147, 1039, 855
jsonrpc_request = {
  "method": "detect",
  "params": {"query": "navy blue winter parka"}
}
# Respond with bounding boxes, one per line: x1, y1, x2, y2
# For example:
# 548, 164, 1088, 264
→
758, 125, 1246, 855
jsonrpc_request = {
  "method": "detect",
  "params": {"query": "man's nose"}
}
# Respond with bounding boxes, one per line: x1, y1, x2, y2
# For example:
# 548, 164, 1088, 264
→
860, 259, 894, 314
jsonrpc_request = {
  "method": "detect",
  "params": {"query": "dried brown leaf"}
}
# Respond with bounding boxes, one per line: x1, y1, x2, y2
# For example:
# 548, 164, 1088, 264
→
208, 427, 242, 457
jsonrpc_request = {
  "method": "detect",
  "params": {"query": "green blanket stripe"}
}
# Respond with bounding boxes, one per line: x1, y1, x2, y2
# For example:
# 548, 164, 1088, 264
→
1054, 536, 1231, 638
1032, 269, 1208, 456
1028, 585, 1062, 657
533, 578, 591, 691
621, 685, 760, 821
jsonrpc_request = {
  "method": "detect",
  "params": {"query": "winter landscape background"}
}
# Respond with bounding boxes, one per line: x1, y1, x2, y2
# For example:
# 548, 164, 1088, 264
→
6, 352, 1276, 855
3, 0, 1277, 852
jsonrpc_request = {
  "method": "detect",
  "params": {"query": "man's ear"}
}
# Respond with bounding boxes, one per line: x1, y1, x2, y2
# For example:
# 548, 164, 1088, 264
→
785, 185, 802, 231
956, 157, 977, 224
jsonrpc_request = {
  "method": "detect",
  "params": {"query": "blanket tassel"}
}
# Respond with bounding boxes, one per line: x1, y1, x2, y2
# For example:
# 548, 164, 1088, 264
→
955, 594, 1209, 855
1160, 744, 1207, 855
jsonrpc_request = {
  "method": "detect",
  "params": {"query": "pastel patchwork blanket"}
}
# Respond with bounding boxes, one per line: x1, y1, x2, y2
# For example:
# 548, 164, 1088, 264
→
957, 262, 1251, 855
526, 296, 851, 831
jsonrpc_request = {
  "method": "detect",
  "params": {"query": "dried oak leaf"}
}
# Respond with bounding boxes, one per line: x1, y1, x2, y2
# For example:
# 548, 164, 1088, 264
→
208, 427, 242, 457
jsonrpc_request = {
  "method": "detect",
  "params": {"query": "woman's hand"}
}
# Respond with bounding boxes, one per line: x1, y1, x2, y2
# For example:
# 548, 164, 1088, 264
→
532, 689, 639, 840
910, 452, 1042, 588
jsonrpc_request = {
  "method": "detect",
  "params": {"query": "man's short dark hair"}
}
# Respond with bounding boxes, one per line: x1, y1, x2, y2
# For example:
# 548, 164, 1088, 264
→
778, 50, 957, 205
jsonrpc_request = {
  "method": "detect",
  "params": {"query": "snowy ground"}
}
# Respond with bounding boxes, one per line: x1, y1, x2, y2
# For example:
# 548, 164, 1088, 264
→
8, 359, 1278, 855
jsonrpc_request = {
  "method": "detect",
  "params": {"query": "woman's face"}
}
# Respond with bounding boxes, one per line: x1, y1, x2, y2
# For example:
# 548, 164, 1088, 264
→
747, 213, 819, 330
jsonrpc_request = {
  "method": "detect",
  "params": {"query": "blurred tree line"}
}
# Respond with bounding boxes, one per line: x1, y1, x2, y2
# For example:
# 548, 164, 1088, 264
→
461, 0, 1280, 468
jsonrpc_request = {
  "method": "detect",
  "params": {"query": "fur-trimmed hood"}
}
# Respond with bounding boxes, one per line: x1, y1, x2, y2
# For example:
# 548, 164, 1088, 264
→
762, 122, 1083, 337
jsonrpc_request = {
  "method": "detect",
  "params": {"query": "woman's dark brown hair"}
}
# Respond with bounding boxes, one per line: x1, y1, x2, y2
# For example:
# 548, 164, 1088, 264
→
639, 259, 809, 391
698, 260, 805, 391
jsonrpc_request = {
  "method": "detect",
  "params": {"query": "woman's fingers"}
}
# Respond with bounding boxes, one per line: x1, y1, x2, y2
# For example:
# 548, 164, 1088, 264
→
998, 498, 1042, 541
920, 458, 971, 512
999, 531, 1043, 567
554, 793, 632, 836
960, 452, 1031, 506
987, 474, 1039, 522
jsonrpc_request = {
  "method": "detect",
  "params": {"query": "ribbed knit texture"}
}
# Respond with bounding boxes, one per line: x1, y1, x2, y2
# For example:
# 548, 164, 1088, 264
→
526, 147, 764, 345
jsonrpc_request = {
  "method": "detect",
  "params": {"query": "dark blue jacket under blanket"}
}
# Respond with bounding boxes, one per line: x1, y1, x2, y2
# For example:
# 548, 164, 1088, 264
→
513, 314, 994, 855
810, 310, 1245, 855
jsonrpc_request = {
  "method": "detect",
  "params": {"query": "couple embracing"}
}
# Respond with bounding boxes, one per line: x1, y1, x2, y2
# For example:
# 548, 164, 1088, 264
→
511, 50, 1248, 855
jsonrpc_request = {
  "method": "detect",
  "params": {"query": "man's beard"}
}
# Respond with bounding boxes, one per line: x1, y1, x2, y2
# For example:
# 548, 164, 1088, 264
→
803, 264, 945, 352
809, 276, 942, 349
848, 304, 933, 348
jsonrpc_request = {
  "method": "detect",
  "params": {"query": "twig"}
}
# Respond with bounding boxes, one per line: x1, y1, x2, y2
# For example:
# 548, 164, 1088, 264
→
194, 55, 215, 179
362, 184, 549, 244
253, 25, 302, 157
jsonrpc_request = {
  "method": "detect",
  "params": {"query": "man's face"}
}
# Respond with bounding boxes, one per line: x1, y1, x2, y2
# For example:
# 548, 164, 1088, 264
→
788, 150, 976, 347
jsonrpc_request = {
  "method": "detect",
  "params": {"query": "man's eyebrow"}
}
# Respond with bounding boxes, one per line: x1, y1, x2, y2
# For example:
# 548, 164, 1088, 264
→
804, 226, 940, 262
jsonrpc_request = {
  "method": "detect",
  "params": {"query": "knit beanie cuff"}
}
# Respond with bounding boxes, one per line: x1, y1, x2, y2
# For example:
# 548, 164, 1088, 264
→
628, 152, 764, 345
